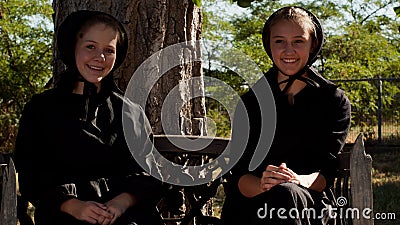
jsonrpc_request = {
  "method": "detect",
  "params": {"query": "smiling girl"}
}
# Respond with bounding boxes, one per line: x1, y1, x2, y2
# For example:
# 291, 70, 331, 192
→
14, 10, 163, 225
222, 6, 351, 225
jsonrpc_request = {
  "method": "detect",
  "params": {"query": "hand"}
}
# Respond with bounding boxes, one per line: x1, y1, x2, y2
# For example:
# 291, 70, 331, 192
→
104, 193, 137, 224
60, 198, 113, 224
260, 163, 299, 191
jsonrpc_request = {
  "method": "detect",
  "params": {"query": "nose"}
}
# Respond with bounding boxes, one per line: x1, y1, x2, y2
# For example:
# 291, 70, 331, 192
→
284, 43, 295, 53
94, 50, 106, 61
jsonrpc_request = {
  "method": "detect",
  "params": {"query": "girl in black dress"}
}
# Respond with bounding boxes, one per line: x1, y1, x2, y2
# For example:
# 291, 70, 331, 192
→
14, 10, 162, 225
222, 6, 351, 225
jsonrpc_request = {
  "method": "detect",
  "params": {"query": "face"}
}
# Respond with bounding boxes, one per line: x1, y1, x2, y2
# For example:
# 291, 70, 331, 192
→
75, 23, 118, 85
270, 20, 314, 76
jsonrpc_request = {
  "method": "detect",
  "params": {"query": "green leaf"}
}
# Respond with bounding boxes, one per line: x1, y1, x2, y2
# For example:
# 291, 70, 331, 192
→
192, 0, 201, 7
394, 6, 400, 17
237, 0, 252, 8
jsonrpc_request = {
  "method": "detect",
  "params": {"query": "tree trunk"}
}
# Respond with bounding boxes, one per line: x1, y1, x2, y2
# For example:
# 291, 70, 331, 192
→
52, 0, 206, 135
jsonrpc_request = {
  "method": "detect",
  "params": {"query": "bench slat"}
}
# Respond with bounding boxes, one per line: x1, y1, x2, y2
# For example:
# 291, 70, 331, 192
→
0, 158, 17, 225
350, 133, 374, 225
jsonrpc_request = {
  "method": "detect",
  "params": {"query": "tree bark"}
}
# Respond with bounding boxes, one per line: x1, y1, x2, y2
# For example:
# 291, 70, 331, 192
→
52, 0, 206, 135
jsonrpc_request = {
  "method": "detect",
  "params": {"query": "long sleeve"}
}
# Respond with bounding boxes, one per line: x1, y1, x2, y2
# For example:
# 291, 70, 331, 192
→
14, 94, 78, 212
317, 88, 351, 187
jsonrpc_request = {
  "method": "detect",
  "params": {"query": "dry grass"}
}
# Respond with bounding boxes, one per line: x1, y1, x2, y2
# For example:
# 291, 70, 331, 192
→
370, 149, 400, 225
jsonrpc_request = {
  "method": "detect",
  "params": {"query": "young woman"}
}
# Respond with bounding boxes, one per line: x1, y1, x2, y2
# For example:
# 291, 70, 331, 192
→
221, 6, 351, 225
14, 10, 163, 225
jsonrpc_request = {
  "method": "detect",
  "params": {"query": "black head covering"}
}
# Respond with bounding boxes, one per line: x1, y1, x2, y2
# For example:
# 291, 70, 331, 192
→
55, 10, 128, 92
262, 6, 324, 66
57, 10, 128, 73
261, 6, 334, 104
55, 10, 128, 122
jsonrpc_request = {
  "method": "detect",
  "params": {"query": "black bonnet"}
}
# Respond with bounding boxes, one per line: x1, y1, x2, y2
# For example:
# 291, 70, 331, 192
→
56, 10, 128, 72
262, 6, 324, 66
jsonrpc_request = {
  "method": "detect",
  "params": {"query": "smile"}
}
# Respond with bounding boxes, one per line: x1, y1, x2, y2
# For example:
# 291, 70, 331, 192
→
88, 65, 104, 71
283, 58, 297, 63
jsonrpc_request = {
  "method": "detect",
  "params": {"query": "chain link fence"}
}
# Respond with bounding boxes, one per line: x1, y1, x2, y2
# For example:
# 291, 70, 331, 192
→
333, 78, 400, 145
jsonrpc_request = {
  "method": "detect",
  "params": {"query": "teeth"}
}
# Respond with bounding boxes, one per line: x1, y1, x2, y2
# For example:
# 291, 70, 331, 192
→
89, 65, 103, 70
283, 59, 296, 63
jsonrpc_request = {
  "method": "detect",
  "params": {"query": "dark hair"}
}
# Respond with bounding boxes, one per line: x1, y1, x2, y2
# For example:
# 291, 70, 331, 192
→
57, 10, 128, 72
262, 6, 324, 65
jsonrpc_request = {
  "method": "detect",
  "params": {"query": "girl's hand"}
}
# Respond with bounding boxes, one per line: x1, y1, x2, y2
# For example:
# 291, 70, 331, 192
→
60, 198, 113, 224
260, 163, 298, 191
104, 192, 137, 224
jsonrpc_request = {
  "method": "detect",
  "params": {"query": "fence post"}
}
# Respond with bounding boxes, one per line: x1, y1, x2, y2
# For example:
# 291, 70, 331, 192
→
377, 78, 382, 144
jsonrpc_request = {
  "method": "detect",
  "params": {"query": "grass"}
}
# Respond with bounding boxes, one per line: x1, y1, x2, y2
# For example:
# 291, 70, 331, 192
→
369, 148, 400, 225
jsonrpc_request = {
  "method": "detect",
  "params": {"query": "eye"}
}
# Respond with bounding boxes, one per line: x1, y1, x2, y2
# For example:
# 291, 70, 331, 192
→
86, 45, 95, 50
105, 48, 116, 54
294, 39, 305, 43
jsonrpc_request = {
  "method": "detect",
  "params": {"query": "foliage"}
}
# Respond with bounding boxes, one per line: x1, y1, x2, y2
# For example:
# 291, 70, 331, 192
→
192, 0, 202, 7
203, 68, 248, 138
230, 0, 259, 8
321, 0, 400, 131
0, 0, 53, 153
202, 1, 246, 138
206, 106, 231, 138
202, 0, 236, 49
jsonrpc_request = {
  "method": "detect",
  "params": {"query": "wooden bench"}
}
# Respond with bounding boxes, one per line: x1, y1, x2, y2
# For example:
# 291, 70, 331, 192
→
0, 154, 17, 225
156, 133, 374, 225
153, 135, 229, 225
1, 132, 373, 225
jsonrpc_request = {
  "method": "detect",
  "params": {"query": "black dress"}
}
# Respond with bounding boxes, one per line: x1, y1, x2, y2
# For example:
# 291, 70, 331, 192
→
221, 67, 351, 225
14, 86, 163, 225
